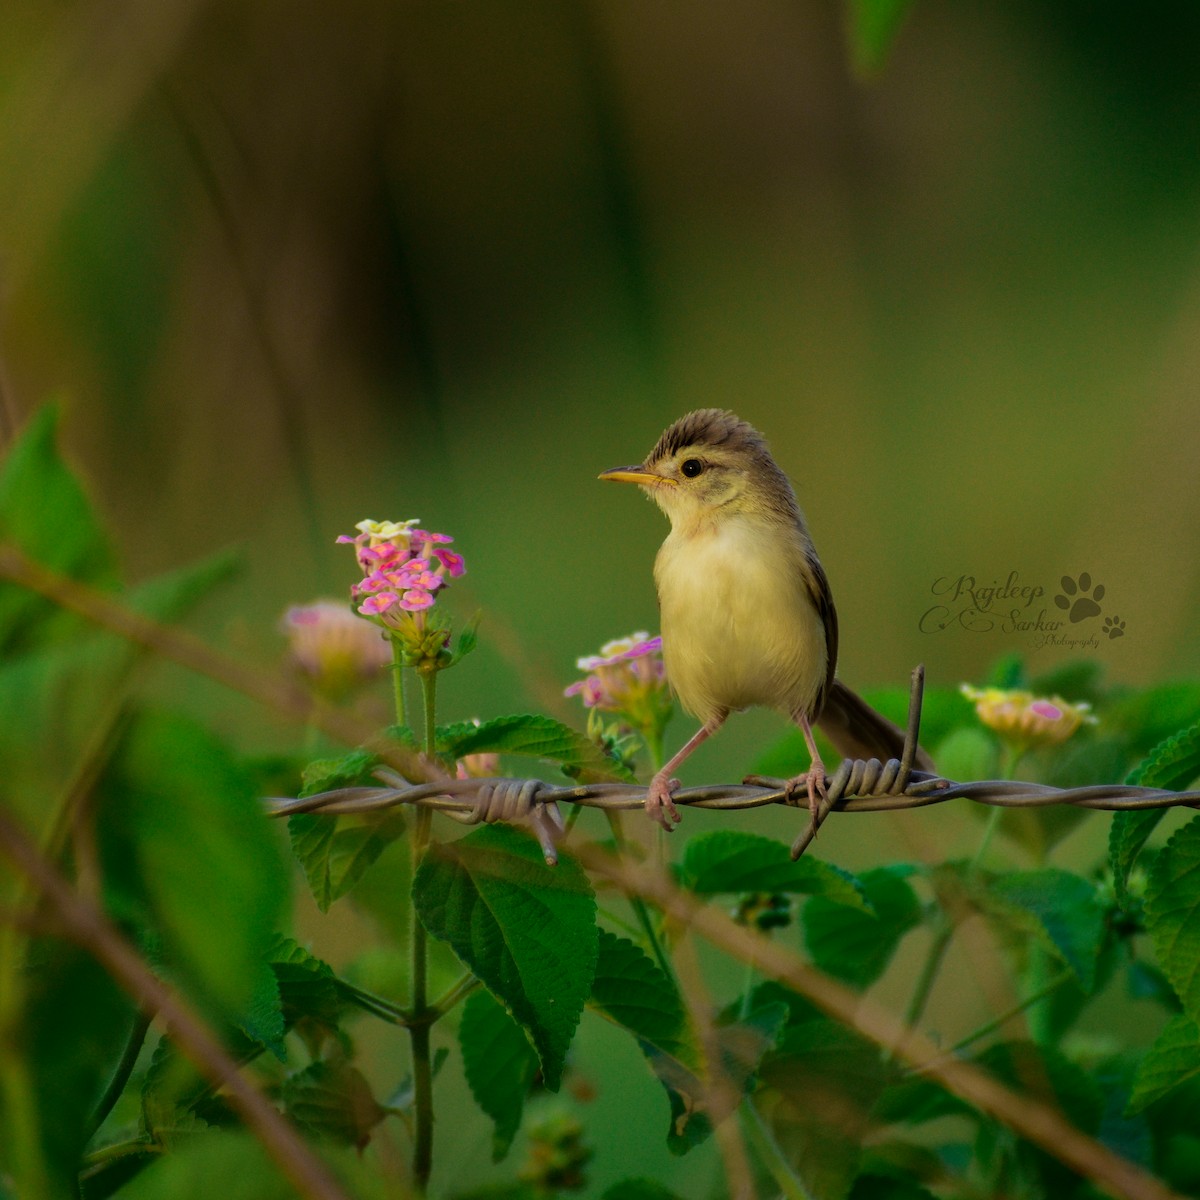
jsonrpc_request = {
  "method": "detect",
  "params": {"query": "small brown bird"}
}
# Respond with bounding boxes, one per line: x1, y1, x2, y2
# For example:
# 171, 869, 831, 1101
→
601, 409, 932, 830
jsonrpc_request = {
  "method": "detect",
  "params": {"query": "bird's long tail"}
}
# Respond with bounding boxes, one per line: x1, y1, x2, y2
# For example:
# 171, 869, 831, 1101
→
816, 679, 936, 772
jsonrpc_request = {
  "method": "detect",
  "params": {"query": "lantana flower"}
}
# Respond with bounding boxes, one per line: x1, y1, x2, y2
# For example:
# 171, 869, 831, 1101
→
565, 632, 672, 757
281, 599, 391, 702
960, 684, 1096, 748
338, 518, 466, 668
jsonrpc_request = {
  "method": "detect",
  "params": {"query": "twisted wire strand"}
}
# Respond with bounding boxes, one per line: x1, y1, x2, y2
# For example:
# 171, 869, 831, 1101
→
266, 667, 1200, 861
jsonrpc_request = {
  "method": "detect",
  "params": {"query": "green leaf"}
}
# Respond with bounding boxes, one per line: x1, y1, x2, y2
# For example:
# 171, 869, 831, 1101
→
289, 809, 407, 913
451, 612, 481, 664
589, 930, 694, 1066
437, 713, 635, 782
977, 1039, 1103, 1133
460, 988, 540, 1160
282, 1061, 386, 1147
1146, 816, 1200, 1020
15, 936, 139, 1196
757, 1018, 892, 1200
600, 1182, 686, 1200
803, 866, 921, 988
849, 1175, 939, 1200
237, 959, 285, 1061
413, 825, 598, 1090
98, 709, 290, 1023
0, 405, 119, 653
1111, 721, 1200, 905
269, 937, 343, 1029
1128, 1015, 1200, 1115
679, 830, 869, 910
978, 868, 1106, 991
299, 748, 383, 796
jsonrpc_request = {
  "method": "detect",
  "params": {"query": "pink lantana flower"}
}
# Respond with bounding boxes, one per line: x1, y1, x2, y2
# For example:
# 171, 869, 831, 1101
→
339, 518, 466, 665
281, 599, 391, 701
565, 632, 673, 757
960, 684, 1096, 747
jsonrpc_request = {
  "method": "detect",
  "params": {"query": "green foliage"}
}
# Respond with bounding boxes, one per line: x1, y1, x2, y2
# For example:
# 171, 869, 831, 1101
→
975, 868, 1106, 990
803, 865, 922, 988
414, 825, 598, 1090
679, 830, 869, 910
438, 712, 636, 782
8, 411, 1200, 1199
460, 988, 540, 1160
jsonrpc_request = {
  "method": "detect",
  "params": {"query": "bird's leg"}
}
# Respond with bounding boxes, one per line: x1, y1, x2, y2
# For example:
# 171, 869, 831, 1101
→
646, 714, 726, 832
786, 712, 828, 824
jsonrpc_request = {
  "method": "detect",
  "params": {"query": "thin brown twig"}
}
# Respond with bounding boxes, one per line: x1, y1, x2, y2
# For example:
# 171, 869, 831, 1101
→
0, 807, 352, 1200
0, 544, 424, 781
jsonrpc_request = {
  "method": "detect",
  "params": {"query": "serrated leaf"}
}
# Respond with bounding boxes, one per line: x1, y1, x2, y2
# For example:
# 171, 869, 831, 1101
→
413, 825, 597, 1090
1126, 1014, 1200, 1115
589, 930, 694, 1066
238, 959, 285, 1061
289, 809, 407, 912
1146, 816, 1200, 1020
679, 830, 868, 910
437, 713, 634, 782
460, 988, 539, 1161
268, 937, 343, 1028
979, 868, 1106, 991
1111, 721, 1200, 905
803, 866, 921, 989
299, 748, 383, 797
282, 1061, 386, 1147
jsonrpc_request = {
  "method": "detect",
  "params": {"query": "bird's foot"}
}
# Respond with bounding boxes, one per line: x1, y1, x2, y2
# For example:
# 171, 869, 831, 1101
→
785, 758, 828, 830
646, 772, 683, 832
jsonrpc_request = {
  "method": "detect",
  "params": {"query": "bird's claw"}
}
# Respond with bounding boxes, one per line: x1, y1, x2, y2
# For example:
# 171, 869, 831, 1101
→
785, 760, 828, 831
646, 774, 682, 832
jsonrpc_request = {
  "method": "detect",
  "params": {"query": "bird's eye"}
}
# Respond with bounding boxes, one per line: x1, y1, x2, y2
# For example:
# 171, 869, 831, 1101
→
680, 458, 704, 478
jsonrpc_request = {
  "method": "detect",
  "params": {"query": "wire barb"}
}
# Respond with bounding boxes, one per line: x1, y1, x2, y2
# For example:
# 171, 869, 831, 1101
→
266, 664, 1200, 859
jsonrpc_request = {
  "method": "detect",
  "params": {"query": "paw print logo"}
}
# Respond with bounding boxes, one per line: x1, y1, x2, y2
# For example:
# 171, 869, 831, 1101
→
1054, 573, 1105, 623
1103, 615, 1126, 640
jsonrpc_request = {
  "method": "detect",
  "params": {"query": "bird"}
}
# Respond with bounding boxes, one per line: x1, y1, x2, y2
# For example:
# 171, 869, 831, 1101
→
600, 408, 933, 830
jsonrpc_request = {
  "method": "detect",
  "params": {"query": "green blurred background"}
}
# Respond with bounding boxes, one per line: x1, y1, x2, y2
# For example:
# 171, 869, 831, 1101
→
3, 0, 1200, 1191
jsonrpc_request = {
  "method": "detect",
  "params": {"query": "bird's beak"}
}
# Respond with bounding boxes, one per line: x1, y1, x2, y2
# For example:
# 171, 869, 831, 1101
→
598, 465, 674, 487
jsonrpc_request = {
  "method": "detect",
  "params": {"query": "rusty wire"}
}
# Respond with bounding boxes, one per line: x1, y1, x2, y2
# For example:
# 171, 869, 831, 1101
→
267, 667, 1200, 860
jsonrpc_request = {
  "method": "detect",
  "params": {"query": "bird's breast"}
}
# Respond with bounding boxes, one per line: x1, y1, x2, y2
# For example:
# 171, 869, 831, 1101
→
654, 520, 828, 722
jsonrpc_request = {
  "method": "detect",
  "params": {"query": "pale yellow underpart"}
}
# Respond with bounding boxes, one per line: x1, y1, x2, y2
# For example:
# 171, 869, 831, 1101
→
654, 514, 826, 724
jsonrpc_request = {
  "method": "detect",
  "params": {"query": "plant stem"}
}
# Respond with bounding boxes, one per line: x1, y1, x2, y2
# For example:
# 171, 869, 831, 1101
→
741, 1099, 814, 1200
902, 918, 953, 1035
409, 668, 439, 1193
604, 811, 676, 987
938, 969, 1073, 1063
85, 1009, 152, 1141
390, 638, 407, 729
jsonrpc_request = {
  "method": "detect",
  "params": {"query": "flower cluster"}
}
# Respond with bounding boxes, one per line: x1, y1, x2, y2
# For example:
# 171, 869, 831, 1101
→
339, 519, 465, 617
338, 518, 466, 668
565, 632, 672, 757
566, 632, 666, 713
281, 599, 391, 702
960, 684, 1096, 748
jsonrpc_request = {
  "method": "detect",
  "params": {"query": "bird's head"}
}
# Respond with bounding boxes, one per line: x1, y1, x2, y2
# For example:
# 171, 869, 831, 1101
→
599, 408, 800, 530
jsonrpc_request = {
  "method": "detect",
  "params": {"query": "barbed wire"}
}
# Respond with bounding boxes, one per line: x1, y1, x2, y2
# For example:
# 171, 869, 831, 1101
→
267, 667, 1200, 862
